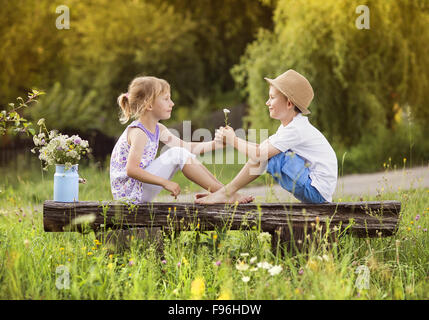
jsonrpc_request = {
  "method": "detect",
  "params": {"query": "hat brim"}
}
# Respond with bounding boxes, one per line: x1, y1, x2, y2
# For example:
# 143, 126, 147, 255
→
264, 77, 311, 115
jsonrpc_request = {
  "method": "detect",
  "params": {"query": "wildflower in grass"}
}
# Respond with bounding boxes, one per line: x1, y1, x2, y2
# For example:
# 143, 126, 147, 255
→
107, 263, 114, 270
407, 227, 411, 232
128, 259, 135, 266
173, 288, 179, 296
182, 257, 189, 266
240, 253, 249, 257
268, 265, 283, 276
213, 234, 218, 240
177, 262, 181, 267
236, 260, 249, 271
298, 268, 304, 275
109, 254, 113, 259
223, 108, 230, 127
250, 267, 258, 272
241, 276, 250, 283
415, 215, 420, 221
217, 289, 232, 300
128, 273, 132, 277
257, 232, 271, 242
87, 252, 93, 256
215, 260, 221, 266
256, 261, 272, 270
161, 259, 167, 264
423, 228, 427, 232
23, 239, 30, 248
191, 277, 205, 299
249, 256, 257, 264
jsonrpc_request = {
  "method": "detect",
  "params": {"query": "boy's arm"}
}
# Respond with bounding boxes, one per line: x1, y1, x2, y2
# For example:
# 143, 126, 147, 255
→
126, 128, 180, 197
159, 123, 223, 155
217, 126, 280, 162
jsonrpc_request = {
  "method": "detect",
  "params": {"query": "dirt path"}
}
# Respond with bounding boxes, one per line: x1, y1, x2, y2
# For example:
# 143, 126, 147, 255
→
155, 165, 429, 202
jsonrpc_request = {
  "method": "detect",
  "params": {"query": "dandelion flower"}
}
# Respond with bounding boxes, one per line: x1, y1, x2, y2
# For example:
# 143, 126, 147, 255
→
191, 277, 205, 299
217, 289, 232, 300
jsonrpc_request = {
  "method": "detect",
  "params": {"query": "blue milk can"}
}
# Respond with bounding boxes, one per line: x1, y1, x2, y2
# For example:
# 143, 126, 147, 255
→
54, 164, 79, 202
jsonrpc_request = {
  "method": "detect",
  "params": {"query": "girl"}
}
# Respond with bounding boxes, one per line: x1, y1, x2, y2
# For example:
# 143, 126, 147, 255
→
110, 76, 253, 203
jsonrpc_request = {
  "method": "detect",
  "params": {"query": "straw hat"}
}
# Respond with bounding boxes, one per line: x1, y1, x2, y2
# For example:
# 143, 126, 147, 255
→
264, 69, 314, 115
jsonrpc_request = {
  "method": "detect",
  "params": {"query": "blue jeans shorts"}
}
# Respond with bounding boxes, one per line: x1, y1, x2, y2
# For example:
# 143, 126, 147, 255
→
266, 151, 327, 204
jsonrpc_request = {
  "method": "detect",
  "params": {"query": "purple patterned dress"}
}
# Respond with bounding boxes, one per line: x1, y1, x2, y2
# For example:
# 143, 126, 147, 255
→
110, 120, 160, 202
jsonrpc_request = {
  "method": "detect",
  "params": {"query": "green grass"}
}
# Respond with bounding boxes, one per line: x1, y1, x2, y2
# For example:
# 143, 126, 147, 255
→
0, 156, 428, 299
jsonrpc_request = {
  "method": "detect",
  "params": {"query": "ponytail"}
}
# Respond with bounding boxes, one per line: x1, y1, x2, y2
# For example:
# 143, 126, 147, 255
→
118, 93, 131, 124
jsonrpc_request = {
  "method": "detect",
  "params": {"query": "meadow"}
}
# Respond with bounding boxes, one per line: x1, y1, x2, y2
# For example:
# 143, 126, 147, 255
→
0, 154, 428, 300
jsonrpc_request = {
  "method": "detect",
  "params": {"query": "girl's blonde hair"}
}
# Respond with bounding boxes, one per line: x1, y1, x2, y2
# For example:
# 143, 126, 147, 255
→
117, 76, 170, 124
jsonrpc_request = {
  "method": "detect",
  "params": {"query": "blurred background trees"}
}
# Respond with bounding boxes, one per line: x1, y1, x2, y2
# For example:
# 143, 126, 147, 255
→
1, 0, 428, 173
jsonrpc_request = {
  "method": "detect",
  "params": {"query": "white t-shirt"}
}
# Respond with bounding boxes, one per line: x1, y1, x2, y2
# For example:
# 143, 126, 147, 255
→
268, 113, 338, 202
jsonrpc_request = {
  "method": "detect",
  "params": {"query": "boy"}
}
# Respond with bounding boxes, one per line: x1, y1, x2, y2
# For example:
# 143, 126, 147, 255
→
196, 69, 337, 204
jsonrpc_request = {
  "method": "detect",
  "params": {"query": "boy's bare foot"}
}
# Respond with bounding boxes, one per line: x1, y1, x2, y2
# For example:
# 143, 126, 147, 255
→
195, 189, 253, 204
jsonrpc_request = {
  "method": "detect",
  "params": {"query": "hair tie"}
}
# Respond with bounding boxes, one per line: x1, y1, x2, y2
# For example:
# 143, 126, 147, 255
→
124, 93, 129, 99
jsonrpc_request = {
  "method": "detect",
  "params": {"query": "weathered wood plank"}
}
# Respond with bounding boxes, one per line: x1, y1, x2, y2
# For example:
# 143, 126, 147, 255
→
43, 200, 401, 238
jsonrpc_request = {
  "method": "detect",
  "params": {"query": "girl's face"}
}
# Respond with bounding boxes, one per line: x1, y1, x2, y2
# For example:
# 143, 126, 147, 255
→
265, 86, 293, 121
152, 91, 174, 120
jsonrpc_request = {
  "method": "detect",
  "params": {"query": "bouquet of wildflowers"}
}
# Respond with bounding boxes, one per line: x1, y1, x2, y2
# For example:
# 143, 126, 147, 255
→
31, 119, 90, 170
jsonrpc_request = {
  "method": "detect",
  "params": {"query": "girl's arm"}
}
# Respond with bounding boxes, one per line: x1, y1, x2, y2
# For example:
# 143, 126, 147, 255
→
158, 123, 222, 155
126, 128, 180, 197
216, 126, 280, 163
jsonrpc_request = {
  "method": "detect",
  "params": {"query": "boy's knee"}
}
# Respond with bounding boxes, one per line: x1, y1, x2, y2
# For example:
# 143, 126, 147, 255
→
247, 158, 267, 175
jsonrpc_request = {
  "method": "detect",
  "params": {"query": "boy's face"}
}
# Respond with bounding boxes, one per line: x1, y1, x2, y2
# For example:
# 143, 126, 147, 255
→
152, 91, 174, 120
266, 86, 294, 121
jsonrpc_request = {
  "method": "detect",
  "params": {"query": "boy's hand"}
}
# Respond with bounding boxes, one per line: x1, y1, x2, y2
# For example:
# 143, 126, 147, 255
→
163, 180, 181, 199
217, 126, 236, 146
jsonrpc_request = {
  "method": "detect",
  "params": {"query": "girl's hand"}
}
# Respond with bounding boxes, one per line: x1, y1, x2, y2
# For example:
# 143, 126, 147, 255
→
163, 180, 181, 199
214, 127, 226, 146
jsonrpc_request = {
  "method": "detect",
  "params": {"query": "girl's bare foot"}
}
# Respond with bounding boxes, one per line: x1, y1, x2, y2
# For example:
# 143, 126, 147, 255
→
195, 192, 254, 203
195, 189, 253, 204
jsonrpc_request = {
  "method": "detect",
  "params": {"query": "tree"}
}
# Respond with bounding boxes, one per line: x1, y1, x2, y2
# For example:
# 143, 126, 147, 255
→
232, 0, 429, 147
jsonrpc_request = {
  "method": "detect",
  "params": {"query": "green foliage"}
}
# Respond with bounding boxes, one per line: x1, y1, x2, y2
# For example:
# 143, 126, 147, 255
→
233, 0, 429, 147
0, 1, 67, 105
0, 90, 44, 137
25, 82, 116, 136
1, 0, 273, 138
0, 160, 429, 299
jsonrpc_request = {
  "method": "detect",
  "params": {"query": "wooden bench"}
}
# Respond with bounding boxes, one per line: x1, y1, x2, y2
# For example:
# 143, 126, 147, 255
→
43, 200, 401, 252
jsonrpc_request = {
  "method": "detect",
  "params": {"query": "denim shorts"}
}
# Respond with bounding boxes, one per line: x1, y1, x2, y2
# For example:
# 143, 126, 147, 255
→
266, 151, 327, 204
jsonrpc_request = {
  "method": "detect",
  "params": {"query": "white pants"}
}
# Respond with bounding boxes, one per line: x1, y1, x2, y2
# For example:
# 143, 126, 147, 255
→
140, 147, 196, 202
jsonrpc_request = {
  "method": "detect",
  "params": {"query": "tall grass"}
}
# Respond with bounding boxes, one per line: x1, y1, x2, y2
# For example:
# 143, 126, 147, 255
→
0, 156, 428, 299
